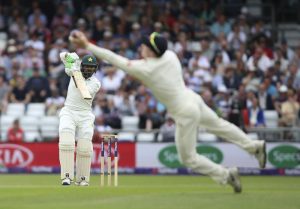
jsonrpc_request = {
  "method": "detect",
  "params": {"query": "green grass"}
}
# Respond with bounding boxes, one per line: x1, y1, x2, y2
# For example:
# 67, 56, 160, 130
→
0, 175, 299, 209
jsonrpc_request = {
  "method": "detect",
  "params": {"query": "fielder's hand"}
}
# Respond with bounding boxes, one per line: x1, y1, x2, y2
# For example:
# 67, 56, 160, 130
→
69, 30, 89, 49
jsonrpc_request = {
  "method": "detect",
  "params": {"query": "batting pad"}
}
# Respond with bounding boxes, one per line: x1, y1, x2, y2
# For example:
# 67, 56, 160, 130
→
76, 140, 93, 182
59, 132, 75, 180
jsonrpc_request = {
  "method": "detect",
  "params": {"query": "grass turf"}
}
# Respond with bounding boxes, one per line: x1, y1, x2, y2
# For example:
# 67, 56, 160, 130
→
0, 175, 299, 209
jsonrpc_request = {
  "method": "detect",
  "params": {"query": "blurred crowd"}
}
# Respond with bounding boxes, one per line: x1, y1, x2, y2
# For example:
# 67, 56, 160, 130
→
0, 0, 300, 142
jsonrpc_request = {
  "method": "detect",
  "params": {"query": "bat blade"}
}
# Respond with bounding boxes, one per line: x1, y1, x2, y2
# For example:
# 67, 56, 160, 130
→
72, 71, 92, 100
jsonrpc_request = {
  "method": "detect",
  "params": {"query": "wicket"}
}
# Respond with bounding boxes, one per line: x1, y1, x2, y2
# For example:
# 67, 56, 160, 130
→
100, 135, 118, 187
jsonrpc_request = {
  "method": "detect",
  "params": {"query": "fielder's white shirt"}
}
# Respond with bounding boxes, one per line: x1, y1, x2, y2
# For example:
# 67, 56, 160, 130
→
87, 44, 191, 114
64, 74, 101, 111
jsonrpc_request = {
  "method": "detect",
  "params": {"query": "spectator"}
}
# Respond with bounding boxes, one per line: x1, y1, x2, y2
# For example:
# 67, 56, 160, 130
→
210, 14, 231, 37
93, 96, 121, 129
45, 89, 65, 116
214, 85, 231, 119
278, 89, 299, 127
23, 46, 45, 78
242, 67, 261, 92
228, 97, 244, 128
95, 116, 113, 134
274, 85, 288, 121
27, 4, 47, 27
227, 23, 247, 51
153, 22, 163, 33
273, 47, 289, 72
25, 68, 50, 103
280, 39, 294, 62
9, 16, 28, 43
291, 45, 300, 68
7, 119, 24, 143
48, 39, 67, 78
250, 20, 271, 38
258, 83, 274, 110
199, 1, 215, 24
194, 18, 211, 40
9, 75, 31, 104
247, 46, 273, 73
159, 116, 176, 142
223, 67, 242, 90
92, 18, 105, 43
202, 89, 222, 117
116, 91, 137, 116
243, 97, 265, 128
188, 42, 210, 79
24, 30, 45, 53
101, 66, 122, 94
0, 75, 9, 113
51, 3, 72, 29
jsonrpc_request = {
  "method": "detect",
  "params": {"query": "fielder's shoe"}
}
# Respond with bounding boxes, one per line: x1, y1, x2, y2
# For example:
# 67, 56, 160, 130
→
75, 176, 89, 186
255, 140, 266, 169
227, 167, 242, 193
61, 173, 72, 186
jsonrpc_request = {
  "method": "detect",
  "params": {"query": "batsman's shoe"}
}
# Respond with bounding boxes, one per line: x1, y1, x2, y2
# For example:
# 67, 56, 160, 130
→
61, 178, 71, 186
227, 167, 242, 193
75, 176, 89, 186
255, 140, 266, 169
61, 173, 72, 186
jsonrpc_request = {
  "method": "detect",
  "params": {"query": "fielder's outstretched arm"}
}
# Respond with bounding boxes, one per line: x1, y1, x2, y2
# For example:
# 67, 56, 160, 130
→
86, 43, 148, 79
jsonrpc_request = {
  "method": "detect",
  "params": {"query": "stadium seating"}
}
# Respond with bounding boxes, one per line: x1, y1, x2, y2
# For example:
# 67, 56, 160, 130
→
6, 103, 25, 117
24, 131, 41, 142
20, 116, 39, 132
157, 133, 163, 142
136, 132, 155, 142
26, 103, 46, 117
264, 110, 279, 127
117, 132, 135, 142
40, 116, 59, 140
0, 115, 16, 131
121, 116, 139, 131
0, 131, 7, 142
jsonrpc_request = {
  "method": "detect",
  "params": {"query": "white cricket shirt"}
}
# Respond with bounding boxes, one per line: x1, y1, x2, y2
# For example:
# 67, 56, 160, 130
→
64, 75, 101, 111
87, 44, 191, 114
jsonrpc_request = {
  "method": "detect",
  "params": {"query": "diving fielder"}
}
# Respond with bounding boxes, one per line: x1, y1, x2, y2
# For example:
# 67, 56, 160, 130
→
70, 31, 266, 193
59, 52, 100, 186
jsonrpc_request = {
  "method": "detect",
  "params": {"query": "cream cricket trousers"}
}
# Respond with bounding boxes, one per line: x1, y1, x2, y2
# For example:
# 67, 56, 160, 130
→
59, 107, 95, 139
171, 90, 260, 184
58, 107, 95, 181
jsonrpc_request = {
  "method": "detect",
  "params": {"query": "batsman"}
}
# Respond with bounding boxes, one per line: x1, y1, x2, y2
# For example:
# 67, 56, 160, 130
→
59, 52, 100, 186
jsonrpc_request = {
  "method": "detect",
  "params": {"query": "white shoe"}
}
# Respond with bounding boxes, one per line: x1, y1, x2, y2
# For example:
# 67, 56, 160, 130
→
75, 176, 89, 186
62, 178, 71, 185
61, 173, 72, 186
254, 140, 266, 169
227, 167, 242, 193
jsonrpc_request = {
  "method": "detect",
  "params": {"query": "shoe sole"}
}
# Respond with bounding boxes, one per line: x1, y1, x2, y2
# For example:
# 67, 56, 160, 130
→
230, 168, 242, 193
260, 141, 267, 169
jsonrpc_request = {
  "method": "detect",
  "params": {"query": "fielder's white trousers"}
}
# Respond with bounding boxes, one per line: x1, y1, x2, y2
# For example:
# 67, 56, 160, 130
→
171, 90, 260, 184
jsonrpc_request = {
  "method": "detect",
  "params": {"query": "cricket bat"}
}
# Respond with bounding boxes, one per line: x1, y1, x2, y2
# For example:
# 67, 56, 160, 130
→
72, 71, 92, 100
60, 52, 92, 100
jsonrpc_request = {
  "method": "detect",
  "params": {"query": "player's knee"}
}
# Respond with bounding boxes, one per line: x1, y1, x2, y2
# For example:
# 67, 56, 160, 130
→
59, 132, 75, 151
76, 140, 93, 157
